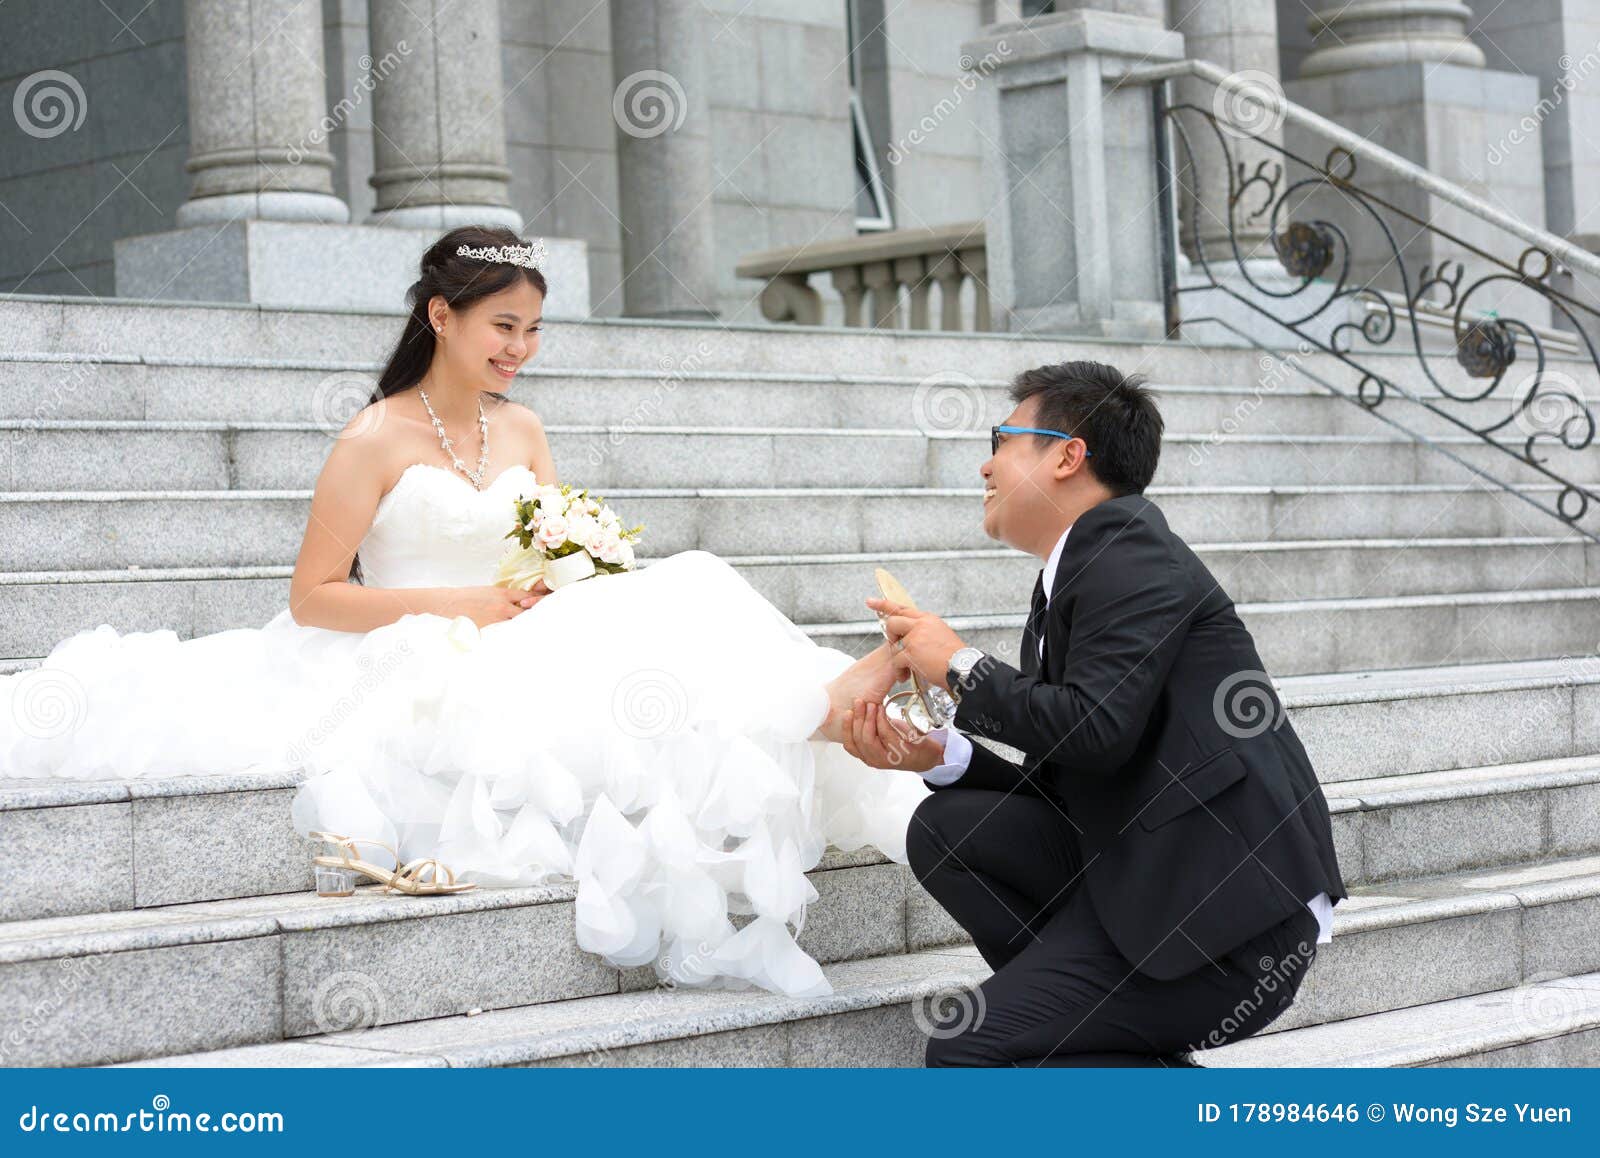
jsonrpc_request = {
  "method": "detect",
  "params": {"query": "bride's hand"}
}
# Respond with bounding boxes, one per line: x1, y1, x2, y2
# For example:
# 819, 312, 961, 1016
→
452, 581, 551, 626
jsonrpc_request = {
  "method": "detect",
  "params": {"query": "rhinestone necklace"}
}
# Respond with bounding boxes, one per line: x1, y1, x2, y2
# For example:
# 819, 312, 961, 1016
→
418, 388, 490, 489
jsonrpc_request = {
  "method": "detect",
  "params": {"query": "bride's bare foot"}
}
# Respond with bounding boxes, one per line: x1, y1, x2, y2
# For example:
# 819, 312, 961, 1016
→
813, 640, 898, 743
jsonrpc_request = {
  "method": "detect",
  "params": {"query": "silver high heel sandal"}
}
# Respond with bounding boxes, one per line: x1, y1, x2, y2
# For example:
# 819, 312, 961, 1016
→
308, 831, 477, 897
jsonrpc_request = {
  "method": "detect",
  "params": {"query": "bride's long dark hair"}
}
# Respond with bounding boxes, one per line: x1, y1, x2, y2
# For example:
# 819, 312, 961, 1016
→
349, 224, 549, 585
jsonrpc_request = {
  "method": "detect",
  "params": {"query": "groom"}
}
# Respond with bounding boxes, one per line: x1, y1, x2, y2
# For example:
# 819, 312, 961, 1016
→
853, 360, 1346, 1067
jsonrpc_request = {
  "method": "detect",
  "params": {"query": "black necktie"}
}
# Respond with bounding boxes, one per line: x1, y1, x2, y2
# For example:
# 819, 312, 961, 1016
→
1023, 571, 1048, 675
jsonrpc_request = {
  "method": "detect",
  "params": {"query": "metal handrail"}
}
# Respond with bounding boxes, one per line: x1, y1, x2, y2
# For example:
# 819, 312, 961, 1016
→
1123, 59, 1600, 282
1358, 291, 1583, 357
1130, 58, 1600, 544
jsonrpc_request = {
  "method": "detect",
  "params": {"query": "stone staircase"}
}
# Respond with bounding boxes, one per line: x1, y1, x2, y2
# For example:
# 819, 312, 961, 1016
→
2, 293, 1599, 1067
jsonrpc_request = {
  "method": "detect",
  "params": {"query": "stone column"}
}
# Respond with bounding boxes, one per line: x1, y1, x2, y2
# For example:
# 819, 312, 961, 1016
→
1284, 0, 1544, 319
366, 0, 523, 230
1168, 0, 1282, 260
1468, 0, 1600, 326
608, 0, 718, 319
961, 5, 1182, 337
1299, 2, 1485, 77
176, 0, 349, 226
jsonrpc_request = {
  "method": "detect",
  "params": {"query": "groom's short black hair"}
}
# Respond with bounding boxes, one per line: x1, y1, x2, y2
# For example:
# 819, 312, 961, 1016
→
1008, 360, 1163, 496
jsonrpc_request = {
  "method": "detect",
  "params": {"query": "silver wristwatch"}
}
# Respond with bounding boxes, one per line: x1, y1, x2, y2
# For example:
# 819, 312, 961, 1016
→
945, 646, 988, 703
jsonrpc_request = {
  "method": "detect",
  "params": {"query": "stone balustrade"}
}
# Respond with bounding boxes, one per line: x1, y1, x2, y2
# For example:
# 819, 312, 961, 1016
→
735, 222, 991, 331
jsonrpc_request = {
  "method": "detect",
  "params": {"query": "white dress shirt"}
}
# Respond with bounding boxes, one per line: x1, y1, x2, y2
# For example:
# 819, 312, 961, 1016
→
919, 522, 1334, 946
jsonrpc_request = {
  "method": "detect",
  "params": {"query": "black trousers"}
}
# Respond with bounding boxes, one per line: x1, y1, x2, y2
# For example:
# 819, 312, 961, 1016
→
907, 786, 1320, 1067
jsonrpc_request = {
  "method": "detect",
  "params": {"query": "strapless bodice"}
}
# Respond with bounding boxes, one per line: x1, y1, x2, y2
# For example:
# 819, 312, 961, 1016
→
356, 463, 540, 588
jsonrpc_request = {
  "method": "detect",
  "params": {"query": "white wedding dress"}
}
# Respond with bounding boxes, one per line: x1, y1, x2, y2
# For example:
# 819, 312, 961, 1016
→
0, 462, 929, 997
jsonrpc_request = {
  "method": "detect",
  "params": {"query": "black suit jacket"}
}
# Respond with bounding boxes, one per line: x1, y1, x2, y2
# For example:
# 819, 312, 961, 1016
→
940, 493, 1347, 980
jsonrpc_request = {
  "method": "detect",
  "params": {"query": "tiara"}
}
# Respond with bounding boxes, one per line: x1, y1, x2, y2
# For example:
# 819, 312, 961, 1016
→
455, 238, 547, 271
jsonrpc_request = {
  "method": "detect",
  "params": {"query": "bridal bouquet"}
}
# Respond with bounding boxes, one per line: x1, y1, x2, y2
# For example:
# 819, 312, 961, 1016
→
494, 481, 644, 591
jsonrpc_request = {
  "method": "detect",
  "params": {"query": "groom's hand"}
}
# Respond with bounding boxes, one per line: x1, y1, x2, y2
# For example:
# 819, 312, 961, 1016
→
842, 697, 945, 773
866, 598, 965, 692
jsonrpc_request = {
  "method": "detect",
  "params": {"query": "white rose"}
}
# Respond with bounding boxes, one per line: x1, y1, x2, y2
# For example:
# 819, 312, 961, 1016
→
537, 513, 569, 547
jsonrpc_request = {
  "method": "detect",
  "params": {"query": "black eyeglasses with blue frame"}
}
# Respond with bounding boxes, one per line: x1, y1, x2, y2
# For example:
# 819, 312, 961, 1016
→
990, 425, 1092, 457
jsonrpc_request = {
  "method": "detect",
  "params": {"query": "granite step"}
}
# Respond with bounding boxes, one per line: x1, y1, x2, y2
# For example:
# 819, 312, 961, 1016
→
115, 945, 994, 1068
0, 353, 1572, 440
0, 482, 1579, 573
809, 586, 1600, 676
113, 958, 1600, 1071
1201, 970, 1600, 1067
4, 745, 1597, 923
1199, 853, 1600, 1044
1, 420, 1592, 492
91, 853, 1600, 1070
9, 293, 1587, 399
1, 535, 1589, 660
1325, 756, 1600, 886
0, 845, 960, 1067
1278, 657, 1600, 783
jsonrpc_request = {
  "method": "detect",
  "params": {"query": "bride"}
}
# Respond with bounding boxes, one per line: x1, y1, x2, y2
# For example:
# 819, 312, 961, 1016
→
0, 225, 931, 999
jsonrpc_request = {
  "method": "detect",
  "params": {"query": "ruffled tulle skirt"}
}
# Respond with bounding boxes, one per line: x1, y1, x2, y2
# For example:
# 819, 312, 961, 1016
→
0, 550, 929, 997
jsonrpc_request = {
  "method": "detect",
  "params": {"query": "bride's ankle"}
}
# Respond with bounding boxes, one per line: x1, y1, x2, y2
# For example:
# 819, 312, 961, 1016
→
813, 675, 857, 742
811, 699, 840, 743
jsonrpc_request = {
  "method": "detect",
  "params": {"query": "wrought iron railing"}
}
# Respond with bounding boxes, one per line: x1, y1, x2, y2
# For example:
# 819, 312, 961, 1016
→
1128, 59, 1600, 546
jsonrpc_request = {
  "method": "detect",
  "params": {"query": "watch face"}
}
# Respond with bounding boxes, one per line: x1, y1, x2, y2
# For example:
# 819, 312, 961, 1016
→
948, 650, 981, 698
